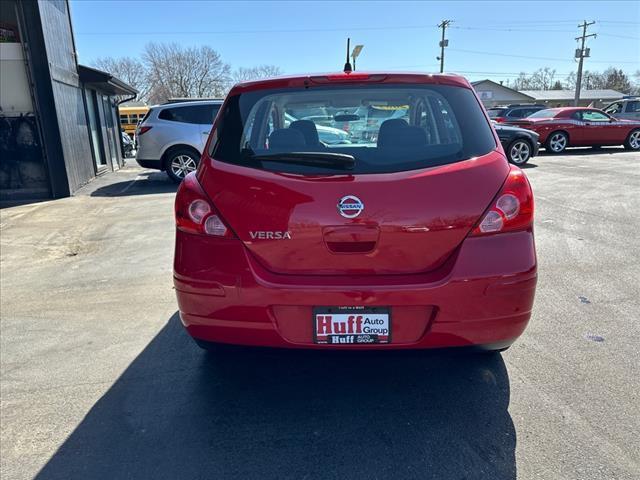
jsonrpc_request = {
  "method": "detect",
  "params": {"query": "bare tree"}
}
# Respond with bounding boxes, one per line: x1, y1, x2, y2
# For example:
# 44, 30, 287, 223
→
142, 42, 231, 104
632, 71, 640, 95
550, 80, 563, 90
508, 72, 533, 91
530, 68, 557, 90
583, 71, 605, 90
509, 68, 557, 91
90, 44, 282, 103
231, 65, 283, 85
565, 68, 633, 93
92, 56, 150, 101
564, 72, 577, 90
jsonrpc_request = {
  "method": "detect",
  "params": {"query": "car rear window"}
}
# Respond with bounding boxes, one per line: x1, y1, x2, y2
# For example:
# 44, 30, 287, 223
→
139, 109, 152, 124
487, 108, 506, 118
528, 109, 558, 119
210, 84, 496, 174
507, 108, 538, 118
159, 104, 221, 124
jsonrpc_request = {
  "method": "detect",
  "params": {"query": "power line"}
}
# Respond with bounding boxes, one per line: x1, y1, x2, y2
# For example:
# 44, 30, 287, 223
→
75, 21, 638, 36
75, 25, 433, 35
450, 26, 575, 33
447, 47, 638, 64
455, 70, 576, 77
382, 65, 577, 77
597, 32, 640, 40
73, 21, 638, 70
448, 48, 573, 62
598, 20, 640, 24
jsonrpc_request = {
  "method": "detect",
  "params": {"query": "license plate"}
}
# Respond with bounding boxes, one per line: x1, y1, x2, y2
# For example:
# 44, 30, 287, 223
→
313, 307, 391, 345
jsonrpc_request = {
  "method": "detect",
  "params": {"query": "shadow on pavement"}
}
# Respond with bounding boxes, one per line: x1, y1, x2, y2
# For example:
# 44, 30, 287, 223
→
89, 171, 177, 197
36, 313, 516, 480
538, 146, 631, 157
520, 162, 538, 169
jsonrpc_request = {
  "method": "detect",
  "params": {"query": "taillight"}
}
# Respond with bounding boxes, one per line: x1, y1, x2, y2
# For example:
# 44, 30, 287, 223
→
309, 73, 387, 83
494, 117, 505, 123
175, 173, 235, 237
471, 166, 534, 236
138, 126, 152, 135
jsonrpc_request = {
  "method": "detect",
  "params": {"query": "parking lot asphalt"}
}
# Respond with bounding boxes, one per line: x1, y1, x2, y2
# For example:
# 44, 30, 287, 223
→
1, 148, 639, 480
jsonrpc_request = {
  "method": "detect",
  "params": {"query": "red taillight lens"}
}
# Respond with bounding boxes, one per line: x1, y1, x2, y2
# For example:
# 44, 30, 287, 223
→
309, 73, 387, 83
175, 173, 234, 237
326, 73, 371, 81
494, 117, 505, 123
471, 166, 534, 236
138, 126, 152, 135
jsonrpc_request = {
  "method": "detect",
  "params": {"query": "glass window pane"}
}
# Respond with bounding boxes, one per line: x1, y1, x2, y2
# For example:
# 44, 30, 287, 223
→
212, 85, 495, 175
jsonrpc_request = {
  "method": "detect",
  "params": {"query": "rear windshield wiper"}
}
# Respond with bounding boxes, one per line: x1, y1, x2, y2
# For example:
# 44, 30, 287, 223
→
246, 152, 355, 170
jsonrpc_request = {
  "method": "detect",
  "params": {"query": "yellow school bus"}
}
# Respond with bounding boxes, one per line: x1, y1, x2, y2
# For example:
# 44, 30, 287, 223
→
119, 105, 149, 138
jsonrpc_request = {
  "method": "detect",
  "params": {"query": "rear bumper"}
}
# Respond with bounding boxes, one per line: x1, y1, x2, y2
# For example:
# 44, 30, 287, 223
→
136, 158, 163, 170
174, 231, 537, 350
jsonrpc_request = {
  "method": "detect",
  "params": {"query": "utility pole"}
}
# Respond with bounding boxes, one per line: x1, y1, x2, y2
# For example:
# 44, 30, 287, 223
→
574, 20, 596, 106
437, 20, 451, 73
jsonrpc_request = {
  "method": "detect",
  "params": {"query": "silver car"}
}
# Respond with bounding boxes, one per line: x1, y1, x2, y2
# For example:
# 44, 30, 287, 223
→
603, 97, 640, 121
135, 100, 222, 182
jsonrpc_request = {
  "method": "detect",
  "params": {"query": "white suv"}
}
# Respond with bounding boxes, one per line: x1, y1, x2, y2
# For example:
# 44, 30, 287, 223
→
135, 100, 222, 182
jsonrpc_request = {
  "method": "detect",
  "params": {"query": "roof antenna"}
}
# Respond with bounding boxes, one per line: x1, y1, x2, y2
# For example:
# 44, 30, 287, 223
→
343, 37, 353, 73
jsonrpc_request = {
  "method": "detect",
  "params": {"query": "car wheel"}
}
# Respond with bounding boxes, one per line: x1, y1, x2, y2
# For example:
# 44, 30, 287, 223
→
165, 148, 200, 183
624, 129, 640, 151
506, 139, 532, 165
545, 131, 568, 154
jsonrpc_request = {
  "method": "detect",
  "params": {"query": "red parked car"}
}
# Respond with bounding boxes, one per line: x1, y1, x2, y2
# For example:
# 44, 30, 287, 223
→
505, 107, 640, 153
173, 72, 537, 352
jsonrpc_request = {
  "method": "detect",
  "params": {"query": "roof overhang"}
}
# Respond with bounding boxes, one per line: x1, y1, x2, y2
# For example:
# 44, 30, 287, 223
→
78, 65, 137, 96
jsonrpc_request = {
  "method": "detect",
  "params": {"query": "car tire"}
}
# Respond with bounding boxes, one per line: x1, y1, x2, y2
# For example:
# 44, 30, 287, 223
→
545, 131, 568, 154
506, 138, 532, 165
624, 129, 640, 151
165, 147, 200, 183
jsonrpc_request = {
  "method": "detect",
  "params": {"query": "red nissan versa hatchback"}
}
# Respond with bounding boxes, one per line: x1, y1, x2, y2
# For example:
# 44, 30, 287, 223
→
173, 72, 537, 352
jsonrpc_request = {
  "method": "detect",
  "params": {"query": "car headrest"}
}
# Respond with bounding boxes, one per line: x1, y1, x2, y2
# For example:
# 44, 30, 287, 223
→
269, 128, 306, 149
377, 119, 427, 148
289, 120, 320, 146
377, 119, 408, 147
402, 126, 428, 147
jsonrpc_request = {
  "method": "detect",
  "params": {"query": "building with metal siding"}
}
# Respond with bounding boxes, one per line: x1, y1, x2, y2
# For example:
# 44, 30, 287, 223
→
471, 80, 536, 108
0, 0, 136, 203
471, 80, 626, 109
518, 89, 625, 108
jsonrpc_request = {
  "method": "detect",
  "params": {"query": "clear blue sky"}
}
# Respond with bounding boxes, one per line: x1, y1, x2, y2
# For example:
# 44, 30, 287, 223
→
70, 0, 639, 84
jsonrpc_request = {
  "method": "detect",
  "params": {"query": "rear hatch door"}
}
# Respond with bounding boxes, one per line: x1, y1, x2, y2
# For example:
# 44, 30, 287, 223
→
200, 155, 508, 275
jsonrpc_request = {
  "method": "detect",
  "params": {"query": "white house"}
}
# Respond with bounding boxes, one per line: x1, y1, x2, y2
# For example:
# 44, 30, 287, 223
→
471, 80, 535, 107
